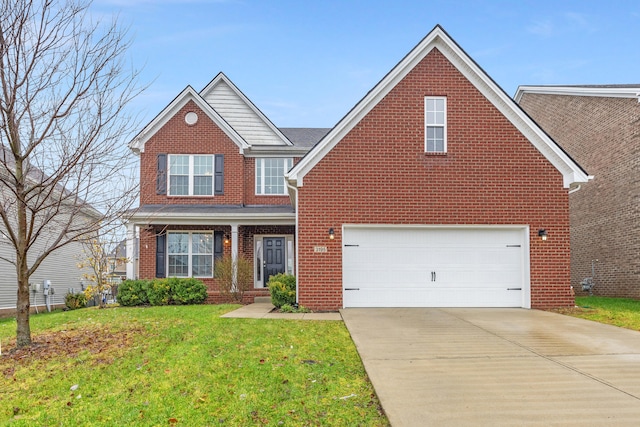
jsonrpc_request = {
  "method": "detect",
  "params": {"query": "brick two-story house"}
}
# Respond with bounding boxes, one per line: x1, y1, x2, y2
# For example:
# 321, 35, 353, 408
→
126, 26, 590, 310
516, 85, 640, 298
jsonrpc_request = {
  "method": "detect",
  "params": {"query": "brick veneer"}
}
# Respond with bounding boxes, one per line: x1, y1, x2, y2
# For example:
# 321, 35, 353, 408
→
296, 48, 573, 311
137, 101, 299, 303
519, 93, 640, 298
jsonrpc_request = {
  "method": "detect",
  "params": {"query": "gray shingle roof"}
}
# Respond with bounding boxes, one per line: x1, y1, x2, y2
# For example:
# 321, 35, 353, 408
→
279, 128, 331, 148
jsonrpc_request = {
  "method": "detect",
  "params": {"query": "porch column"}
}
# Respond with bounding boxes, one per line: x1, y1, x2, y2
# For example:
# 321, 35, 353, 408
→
231, 223, 239, 288
125, 222, 136, 280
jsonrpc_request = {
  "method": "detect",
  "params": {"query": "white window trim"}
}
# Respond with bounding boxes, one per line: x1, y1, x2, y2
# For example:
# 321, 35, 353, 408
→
168, 154, 214, 197
255, 158, 293, 196
167, 231, 214, 278
424, 96, 447, 153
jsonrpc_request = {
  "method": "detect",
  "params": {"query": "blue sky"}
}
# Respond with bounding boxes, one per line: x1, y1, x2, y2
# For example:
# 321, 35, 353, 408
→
92, 0, 640, 128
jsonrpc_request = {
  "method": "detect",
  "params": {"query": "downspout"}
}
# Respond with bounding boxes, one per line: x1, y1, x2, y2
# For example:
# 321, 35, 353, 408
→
285, 177, 299, 305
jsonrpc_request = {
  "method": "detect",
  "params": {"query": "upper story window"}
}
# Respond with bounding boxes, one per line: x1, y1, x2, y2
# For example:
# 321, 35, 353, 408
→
168, 154, 220, 196
255, 158, 293, 195
425, 97, 447, 153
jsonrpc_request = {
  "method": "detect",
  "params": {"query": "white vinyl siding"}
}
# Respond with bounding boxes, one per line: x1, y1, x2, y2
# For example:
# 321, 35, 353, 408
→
168, 155, 214, 196
167, 232, 213, 278
204, 81, 284, 146
425, 97, 447, 153
256, 158, 293, 195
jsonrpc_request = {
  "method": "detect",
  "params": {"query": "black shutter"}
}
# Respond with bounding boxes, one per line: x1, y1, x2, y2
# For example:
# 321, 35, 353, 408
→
214, 154, 224, 195
156, 154, 167, 195
156, 233, 166, 278
214, 231, 224, 260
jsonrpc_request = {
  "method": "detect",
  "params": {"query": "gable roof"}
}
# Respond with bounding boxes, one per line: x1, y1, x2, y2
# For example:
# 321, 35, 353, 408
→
286, 25, 591, 189
514, 85, 640, 103
200, 73, 293, 147
128, 85, 249, 155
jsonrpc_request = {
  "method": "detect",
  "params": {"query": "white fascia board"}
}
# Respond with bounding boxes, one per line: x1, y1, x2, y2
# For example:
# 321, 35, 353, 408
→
128, 86, 249, 155
200, 73, 293, 146
288, 26, 590, 188
515, 86, 640, 103
127, 211, 295, 226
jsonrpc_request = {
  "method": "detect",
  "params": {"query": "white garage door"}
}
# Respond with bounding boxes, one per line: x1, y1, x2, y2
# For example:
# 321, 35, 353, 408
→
342, 226, 528, 308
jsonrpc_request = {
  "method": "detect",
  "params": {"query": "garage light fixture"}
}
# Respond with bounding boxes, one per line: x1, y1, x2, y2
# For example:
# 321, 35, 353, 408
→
538, 229, 548, 241
328, 228, 335, 240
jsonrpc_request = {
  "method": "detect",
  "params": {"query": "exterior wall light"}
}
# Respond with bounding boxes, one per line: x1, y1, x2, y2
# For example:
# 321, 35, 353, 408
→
328, 228, 335, 240
538, 229, 548, 241
224, 234, 230, 244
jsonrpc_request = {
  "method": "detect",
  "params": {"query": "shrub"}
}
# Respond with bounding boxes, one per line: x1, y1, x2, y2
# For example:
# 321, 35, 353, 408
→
268, 273, 296, 308
169, 277, 207, 305
117, 279, 150, 306
147, 279, 171, 306
215, 255, 253, 303
65, 292, 87, 310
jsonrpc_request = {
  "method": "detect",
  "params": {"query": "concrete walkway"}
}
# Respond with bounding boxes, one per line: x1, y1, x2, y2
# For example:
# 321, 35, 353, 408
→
341, 307, 640, 426
221, 302, 342, 321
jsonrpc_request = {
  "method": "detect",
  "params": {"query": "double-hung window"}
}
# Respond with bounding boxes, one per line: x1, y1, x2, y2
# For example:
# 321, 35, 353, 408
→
256, 158, 293, 195
169, 155, 213, 196
167, 231, 213, 277
425, 97, 447, 153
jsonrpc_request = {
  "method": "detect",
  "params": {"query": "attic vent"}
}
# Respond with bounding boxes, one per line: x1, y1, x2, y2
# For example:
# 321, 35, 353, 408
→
185, 111, 198, 125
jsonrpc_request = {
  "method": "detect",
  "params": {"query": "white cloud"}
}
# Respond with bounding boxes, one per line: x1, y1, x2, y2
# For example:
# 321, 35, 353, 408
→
526, 20, 553, 37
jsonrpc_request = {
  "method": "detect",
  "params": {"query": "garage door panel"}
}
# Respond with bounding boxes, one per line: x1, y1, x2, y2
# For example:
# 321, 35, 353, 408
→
343, 226, 527, 308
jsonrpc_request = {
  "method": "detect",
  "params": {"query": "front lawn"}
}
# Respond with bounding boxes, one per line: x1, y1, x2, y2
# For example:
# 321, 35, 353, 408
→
0, 305, 388, 426
558, 296, 640, 331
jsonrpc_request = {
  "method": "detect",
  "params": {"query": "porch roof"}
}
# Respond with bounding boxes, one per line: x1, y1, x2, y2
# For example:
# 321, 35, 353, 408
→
127, 204, 295, 226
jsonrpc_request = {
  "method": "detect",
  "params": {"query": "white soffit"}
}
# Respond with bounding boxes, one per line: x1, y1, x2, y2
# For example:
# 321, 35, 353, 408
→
515, 86, 640, 103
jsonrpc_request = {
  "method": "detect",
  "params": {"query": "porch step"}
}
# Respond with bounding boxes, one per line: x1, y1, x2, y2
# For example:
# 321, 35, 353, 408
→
253, 296, 272, 304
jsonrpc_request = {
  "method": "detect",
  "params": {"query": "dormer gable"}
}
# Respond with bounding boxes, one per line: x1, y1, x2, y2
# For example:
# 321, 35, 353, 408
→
200, 73, 293, 147
128, 86, 249, 155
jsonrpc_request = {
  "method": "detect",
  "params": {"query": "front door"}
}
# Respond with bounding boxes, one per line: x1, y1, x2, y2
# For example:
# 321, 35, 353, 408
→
264, 237, 286, 283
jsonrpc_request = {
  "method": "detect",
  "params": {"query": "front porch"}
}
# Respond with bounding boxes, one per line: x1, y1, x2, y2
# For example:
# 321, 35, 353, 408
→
125, 205, 296, 304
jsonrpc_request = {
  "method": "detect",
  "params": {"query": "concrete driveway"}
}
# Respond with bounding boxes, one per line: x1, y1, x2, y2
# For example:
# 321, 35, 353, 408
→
341, 308, 640, 426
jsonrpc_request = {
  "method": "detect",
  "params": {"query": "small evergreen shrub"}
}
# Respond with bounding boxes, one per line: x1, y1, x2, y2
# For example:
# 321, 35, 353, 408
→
147, 279, 171, 306
65, 292, 87, 310
169, 277, 207, 305
117, 279, 151, 306
268, 273, 296, 308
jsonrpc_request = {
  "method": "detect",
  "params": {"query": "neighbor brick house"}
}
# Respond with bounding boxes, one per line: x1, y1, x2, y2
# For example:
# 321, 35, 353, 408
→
516, 85, 639, 298
126, 25, 590, 310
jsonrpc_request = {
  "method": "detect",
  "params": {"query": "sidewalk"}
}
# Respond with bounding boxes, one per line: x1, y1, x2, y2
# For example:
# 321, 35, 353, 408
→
221, 303, 342, 321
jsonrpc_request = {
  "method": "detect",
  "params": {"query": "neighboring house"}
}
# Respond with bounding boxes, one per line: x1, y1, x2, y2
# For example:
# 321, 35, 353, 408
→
516, 85, 640, 298
126, 25, 590, 310
107, 239, 134, 282
0, 151, 99, 315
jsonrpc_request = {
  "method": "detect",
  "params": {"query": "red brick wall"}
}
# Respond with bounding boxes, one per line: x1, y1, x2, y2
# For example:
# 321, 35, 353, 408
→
519, 93, 640, 298
297, 48, 573, 311
140, 101, 245, 205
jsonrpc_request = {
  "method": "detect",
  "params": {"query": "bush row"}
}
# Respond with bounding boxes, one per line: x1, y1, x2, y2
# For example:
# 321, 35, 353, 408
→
118, 278, 208, 306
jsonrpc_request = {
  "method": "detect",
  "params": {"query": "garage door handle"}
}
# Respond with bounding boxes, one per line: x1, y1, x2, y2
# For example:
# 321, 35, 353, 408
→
344, 288, 360, 291
507, 288, 522, 291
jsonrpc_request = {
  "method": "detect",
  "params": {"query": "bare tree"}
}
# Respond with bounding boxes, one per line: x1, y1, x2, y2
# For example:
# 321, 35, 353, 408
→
0, 0, 142, 347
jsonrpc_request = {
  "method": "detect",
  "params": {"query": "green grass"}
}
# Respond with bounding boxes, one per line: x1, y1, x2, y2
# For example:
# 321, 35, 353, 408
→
563, 296, 640, 331
0, 305, 388, 426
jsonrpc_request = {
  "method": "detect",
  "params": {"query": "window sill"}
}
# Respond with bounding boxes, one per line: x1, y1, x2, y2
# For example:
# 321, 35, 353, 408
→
424, 151, 448, 156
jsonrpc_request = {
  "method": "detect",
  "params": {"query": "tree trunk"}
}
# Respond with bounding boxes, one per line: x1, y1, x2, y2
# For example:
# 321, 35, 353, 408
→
16, 272, 31, 347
